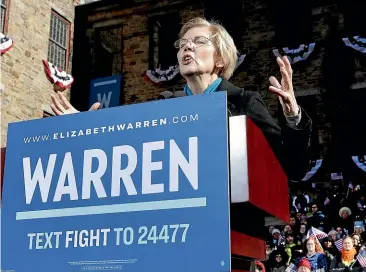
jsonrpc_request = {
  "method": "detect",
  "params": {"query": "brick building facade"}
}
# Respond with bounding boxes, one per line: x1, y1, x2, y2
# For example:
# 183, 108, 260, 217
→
1, 0, 365, 179
0, 0, 79, 147
71, 0, 366, 179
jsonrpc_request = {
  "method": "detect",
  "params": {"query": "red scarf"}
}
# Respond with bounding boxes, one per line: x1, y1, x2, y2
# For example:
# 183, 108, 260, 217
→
341, 248, 357, 262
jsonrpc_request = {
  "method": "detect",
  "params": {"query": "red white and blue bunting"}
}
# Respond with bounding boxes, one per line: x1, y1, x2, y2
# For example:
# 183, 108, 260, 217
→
42, 60, 74, 91
342, 36, 366, 54
302, 159, 323, 181
352, 155, 366, 173
0, 32, 13, 55
145, 64, 180, 85
235, 54, 246, 70
273, 43, 316, 64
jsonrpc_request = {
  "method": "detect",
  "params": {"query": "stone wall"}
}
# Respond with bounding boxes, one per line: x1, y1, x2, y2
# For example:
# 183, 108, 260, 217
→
0, 0, 77, 147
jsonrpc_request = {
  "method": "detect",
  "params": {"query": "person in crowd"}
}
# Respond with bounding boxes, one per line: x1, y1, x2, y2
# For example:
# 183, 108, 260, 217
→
296, 212, 303, 224
297, 258, 311, 272
266, 244, 274, 261
268, 250, 287, 272
302, 237, 328, 272
290, 216, 297, 228
322, 236, 338, 262
353, 221, 365, 235
351, 233, 363, 252
336, 227, 346, 240
271, 229, 282, 248
50, 17, 312, 181
293, 191, 310, 213
267, 226, 276, 242
311, 192, 325, 211
301, 215, 308, 226
307, 203, 325, 229
338, 207, 354, 235
329, 236, 363, 272
328, 230, 338, 242
284, 233, 302, 265
297, 224, 308, 244
284, 225, 293, 235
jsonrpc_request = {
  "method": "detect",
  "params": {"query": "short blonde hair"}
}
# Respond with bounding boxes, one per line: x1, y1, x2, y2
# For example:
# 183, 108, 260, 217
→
179, 17, 238, 80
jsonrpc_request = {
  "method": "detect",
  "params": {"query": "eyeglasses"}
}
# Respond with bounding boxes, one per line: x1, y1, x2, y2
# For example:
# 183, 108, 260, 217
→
174, 36, 213, 50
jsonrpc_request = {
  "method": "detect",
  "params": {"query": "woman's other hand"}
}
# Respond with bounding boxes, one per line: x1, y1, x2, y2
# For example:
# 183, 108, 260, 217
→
269, 56, 300, 117
50, 92, 100, 115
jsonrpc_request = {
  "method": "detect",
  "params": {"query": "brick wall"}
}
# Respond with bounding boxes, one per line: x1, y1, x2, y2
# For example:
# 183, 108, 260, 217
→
83, 0, 361, 158
84, 1, 204, 103
87, 0, 366, 158
0, 0, 77, 147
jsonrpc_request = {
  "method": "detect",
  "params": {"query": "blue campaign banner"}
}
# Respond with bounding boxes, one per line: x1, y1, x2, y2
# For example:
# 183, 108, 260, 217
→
89, 75, 122, 108
1, 92, 231, 272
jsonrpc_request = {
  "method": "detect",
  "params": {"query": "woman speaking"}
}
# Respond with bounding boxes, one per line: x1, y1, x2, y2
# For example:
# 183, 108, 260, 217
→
51, 17, 312, 180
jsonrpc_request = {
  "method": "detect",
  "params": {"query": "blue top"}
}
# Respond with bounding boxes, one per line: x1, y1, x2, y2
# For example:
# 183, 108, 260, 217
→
184, 77, 223, 96
306, 253, 328, 271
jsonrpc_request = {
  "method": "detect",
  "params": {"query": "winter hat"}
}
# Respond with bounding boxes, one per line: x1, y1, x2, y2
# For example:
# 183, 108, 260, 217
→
298, 258, 311, 271
339, 207, 352, 217
272, 229, 281, 235
354, 221, 365, 230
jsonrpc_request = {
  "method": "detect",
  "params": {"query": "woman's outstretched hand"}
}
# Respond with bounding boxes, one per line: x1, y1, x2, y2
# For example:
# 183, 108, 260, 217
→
50, 92, 100, 116
269, 56, 300, 117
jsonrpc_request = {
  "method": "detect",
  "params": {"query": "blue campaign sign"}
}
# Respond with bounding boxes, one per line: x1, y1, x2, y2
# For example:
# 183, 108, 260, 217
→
89, 75, 122, 108
1, 92, 231, 272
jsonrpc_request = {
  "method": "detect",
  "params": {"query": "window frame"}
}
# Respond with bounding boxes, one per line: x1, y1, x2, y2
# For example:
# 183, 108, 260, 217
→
1, 0, 10, 33
48, 10, 71, 71
148, 12, 180, 70
93, 24, 124, 78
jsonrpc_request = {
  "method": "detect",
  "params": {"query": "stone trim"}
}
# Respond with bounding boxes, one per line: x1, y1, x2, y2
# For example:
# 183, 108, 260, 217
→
50, 5, 74, 23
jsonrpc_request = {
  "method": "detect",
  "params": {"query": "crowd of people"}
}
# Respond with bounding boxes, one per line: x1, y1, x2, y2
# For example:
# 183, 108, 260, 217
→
260, 182, 366, 272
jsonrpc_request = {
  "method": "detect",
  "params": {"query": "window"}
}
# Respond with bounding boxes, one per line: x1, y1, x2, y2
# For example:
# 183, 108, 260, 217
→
48, 11, 70, 71
339, 1, 366, 36
93, 25, 123, 78
148, 13, 180, 70
269, 0, 312, 47
1, 0, 9, 33
203, 0, 243, 46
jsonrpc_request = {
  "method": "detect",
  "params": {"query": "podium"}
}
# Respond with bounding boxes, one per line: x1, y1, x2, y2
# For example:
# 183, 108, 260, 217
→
229, 115, 289, 271
0, 94, 289, 272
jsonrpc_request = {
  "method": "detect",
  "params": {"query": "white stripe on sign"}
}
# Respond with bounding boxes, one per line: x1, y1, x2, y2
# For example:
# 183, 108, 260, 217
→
93, 79, 117, 87
16, 197, 207, 220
